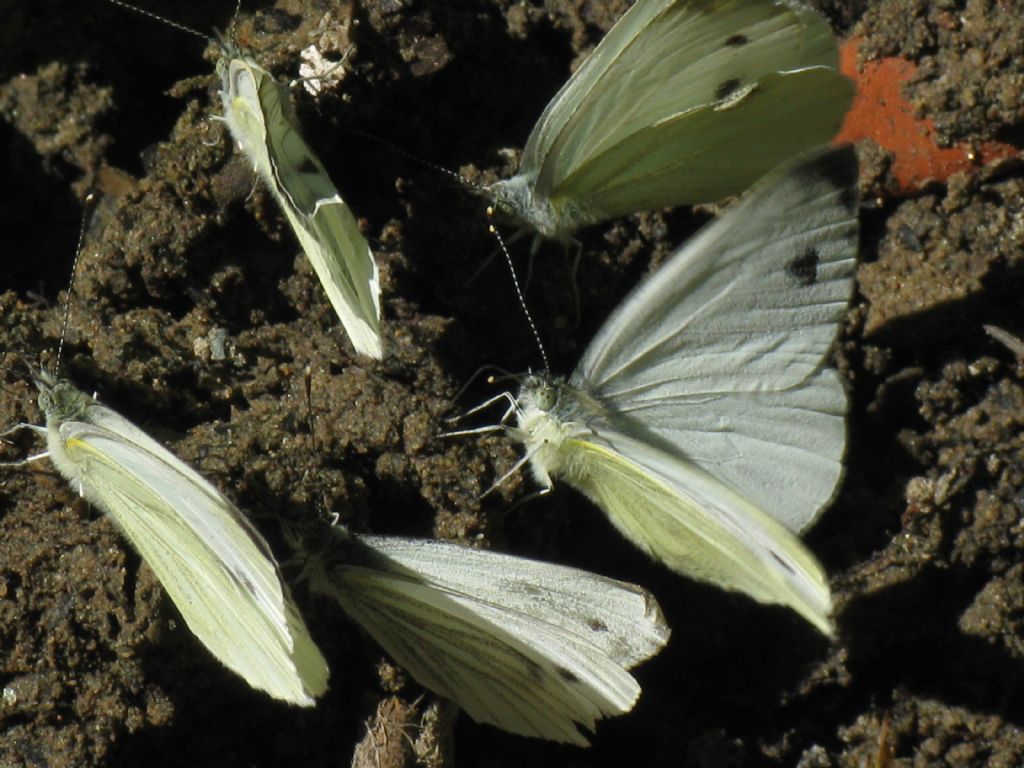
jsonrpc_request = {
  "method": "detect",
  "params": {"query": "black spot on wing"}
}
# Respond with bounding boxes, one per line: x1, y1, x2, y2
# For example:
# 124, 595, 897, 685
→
770, 551, 796, 575
724, 34, 749, 47
523, 656, 546, 683
557, 666, 580, 684
802, 147, 859, 212
786, 248, 820, 287
820, 146, 858, 189
715, 78, 743, 101
587, 618, 609, 633
298, 156, 318, 175
233, 568, 258, 597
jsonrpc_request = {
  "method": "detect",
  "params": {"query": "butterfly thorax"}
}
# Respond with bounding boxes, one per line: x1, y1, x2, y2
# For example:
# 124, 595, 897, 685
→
304, 526, 373, 600
218, 50, 277, 176
32, 375, 92, 496
516, 376, 595, 488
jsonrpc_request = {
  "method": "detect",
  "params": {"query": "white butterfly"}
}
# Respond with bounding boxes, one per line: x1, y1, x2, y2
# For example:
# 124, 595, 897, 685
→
479, 147, 859, 635
302, 528, 670, 745
218, 44, 383, 359
5, 372, 330, 705
103, 1, 382, 358
487, 0, 853, 243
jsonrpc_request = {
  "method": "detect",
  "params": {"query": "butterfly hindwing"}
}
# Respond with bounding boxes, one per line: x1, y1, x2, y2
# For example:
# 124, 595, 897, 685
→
561, 434, 833, 634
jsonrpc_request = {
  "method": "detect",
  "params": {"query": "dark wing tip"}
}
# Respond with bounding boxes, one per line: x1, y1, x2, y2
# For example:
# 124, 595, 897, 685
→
807, 145, 859, 197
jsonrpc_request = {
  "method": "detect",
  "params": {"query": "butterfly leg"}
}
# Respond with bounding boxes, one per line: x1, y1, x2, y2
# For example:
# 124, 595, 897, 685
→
244, 174, 262, 203
444, 390, 520, 425
0, 422, 47, 438
439, 423, 507, 439
442, 390, 520, 440
522, 235, 547, 294
0, 423, 48, 463
480, 444, 543, 499
0, 450, 51, 467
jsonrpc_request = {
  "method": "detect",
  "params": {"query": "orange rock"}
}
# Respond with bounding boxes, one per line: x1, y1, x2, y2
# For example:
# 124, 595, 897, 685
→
833, 36, 1019, 194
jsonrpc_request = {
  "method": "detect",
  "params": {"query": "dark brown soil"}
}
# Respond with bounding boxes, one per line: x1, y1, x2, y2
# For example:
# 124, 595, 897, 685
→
1, 1, 1022, 766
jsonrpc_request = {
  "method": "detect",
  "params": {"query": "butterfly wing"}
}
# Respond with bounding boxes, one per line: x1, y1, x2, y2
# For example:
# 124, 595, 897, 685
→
312, 534, 668, 745
552, 68, 852, 224
353, 536, 669, 667
559, 431, 833, 634
59, 404, 328, 705
506, 0, 851, 234
222, 57, 383, 359
572, 146, 859, 533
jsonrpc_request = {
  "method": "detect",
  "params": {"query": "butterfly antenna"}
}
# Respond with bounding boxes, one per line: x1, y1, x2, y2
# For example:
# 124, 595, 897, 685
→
488, 210, 550, 374
348, 127, 473, 188
227, 0, 242, 47
104, 0, 210, 42
448, 364, 512, 407
54, 194, 98, 378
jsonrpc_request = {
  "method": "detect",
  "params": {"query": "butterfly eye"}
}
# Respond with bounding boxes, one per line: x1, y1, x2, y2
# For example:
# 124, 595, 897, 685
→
536, 386, 557, 411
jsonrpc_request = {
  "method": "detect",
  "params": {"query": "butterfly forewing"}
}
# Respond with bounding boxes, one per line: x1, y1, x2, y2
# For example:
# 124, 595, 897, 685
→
554, 68, 853, 223
49, 386, 328, 705
355, 536, 669, 667
572, 147, 859, 532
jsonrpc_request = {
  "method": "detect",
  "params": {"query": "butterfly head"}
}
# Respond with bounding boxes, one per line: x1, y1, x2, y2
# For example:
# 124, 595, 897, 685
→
33, 372, 92, 425
486, 174, 565, 241
213, 27, 245, 67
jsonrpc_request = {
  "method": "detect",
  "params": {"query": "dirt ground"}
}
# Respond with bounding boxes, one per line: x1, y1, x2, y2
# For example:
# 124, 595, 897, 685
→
1, 0, 1023, 766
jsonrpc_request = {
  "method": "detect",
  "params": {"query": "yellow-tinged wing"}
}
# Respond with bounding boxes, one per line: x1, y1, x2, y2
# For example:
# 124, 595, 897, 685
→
60, 415, 328, 705
488, 0, 852, 239
221, 55, 382, 359
562, 433, 833, 635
